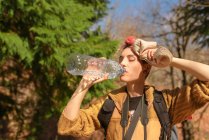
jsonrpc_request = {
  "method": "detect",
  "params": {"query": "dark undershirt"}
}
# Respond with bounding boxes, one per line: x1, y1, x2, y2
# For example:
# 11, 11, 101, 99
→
129, 96, 142, 111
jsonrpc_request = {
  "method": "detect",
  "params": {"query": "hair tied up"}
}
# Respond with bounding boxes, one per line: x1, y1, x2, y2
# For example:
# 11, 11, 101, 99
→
125, 36, 136, 45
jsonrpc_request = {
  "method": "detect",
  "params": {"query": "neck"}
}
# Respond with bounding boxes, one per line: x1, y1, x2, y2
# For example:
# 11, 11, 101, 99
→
126, 81, 145, 97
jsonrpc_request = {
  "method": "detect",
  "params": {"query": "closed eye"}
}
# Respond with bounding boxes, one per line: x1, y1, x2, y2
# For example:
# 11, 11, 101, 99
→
127, 55, 136, 61
119, 55, 137, 63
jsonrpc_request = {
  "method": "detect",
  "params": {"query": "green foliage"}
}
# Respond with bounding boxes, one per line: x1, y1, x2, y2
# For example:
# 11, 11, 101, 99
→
76, 0, 110, 22
72, 28, 118, 57
0, 0, 96, 69
0, 32, 33, 64
0, 0, 117, 139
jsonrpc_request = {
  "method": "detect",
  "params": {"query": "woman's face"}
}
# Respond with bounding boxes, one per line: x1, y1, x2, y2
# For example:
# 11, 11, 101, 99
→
119, 47, 144, 82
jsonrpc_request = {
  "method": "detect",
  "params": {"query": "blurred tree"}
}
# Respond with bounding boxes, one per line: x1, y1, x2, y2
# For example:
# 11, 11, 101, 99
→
174, 0, 209, 48
170, 1, 209, 140
0, 0, 117, 139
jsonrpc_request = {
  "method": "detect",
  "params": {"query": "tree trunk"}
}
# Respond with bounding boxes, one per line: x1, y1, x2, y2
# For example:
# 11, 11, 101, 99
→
181, 70, 194, 140
169, 67, 175, 89
182, 120, 194, 140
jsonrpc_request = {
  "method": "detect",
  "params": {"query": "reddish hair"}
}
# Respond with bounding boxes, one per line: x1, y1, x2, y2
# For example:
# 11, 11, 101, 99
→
120, 36, 150, 66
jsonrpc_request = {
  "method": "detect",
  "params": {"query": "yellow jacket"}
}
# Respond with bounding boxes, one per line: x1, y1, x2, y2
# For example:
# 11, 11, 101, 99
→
58, 80, 209, 140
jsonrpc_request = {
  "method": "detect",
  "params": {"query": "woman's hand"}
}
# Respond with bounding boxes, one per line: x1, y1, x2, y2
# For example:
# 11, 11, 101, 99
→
140, 48, 158, 62
133, 38, 157, 55
132, 38, 173, 68
140, 48, 159, 66
76, 58, 109, 92
140, 47, 173, 68
63, 58, 108, 121
79, 74, 108, 91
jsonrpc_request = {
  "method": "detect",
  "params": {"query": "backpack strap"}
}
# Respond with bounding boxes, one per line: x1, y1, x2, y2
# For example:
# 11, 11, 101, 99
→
140, 93, 148, 140
121, 93, 148, 140
120, 94, 129, 139
98, 98, 116, 135
153, 90, 171, 140
98, 91, 176, 140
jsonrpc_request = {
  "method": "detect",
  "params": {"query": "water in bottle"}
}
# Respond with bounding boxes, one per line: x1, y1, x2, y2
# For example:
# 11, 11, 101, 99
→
66, 54, 125, 79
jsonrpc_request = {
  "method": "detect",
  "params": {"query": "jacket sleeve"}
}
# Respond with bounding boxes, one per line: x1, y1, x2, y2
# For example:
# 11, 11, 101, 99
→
57, 96, 106, 137
162, 79, 209, 125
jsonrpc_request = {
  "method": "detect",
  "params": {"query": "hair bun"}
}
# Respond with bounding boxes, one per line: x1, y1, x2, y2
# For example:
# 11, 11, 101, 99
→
125, 36, 136, 45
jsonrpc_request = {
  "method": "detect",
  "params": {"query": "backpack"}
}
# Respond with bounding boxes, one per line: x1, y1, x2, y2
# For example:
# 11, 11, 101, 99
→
98, 90, 178, 140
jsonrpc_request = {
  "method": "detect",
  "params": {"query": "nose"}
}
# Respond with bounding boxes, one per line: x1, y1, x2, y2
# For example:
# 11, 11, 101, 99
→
120, 57, 128, 67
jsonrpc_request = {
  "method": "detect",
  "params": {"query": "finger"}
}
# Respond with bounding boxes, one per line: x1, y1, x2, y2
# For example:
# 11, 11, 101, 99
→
147, 50, 151, 60
140, 49, 148, 56
93, 74, 109, 84
148, 50, 152, 60
141, 47, 150, 53
150, 50, 154, 61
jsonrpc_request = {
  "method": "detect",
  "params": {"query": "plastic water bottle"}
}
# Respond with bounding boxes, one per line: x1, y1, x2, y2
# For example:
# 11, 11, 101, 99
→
66, 54, 125, 79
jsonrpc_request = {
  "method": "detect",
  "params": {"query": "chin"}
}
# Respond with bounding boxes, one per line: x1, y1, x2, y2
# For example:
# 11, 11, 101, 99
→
120, 75, 139, 83
120, 76, 131, 82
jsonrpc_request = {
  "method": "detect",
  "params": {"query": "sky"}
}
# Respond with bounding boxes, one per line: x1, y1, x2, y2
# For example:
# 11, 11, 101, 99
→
97, 0, 179, 31
108, 0, 178, 16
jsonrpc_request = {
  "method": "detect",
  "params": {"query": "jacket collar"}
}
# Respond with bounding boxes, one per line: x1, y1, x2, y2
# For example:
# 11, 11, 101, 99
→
108, 85, 155, 113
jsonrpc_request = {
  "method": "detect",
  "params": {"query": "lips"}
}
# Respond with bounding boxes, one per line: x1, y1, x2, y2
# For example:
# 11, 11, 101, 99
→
121, 69, 128, 75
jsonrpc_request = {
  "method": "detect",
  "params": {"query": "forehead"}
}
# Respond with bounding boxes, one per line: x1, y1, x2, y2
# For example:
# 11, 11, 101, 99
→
120, 47, 137, 57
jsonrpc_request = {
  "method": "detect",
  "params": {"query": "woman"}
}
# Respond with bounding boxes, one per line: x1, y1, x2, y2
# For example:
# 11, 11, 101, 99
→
58, 36, 209, 140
